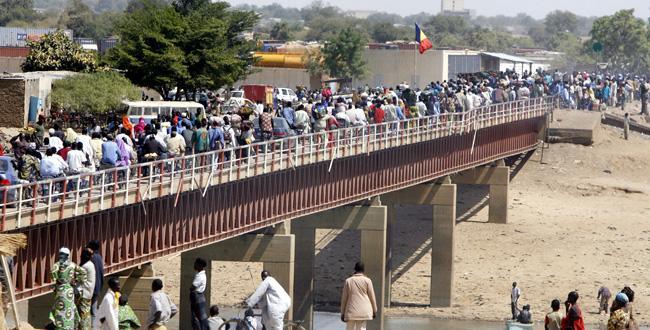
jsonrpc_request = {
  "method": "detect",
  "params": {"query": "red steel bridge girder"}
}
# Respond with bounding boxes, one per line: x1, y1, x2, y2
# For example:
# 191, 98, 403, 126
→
10, 116, 544, 300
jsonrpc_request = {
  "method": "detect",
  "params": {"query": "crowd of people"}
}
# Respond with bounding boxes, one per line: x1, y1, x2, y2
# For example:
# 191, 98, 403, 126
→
510, 281, 638, 330
4, 68, 572, 189
40, 240, 378, 330
552, 72, 650, 112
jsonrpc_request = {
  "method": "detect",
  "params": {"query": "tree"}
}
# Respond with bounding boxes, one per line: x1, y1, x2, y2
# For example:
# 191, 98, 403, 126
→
0, 0, 38, 26
51, 72, 140, 113
22, 31, 97, 72
369, 22, 402, 43
108, 0, 258, 97
304, 16, 355, 41
544, 11, 578, 35
527, 24, 547, 46
321, 27, 367, 81
300, 0, 339, 24
427, 15, 468, 35
270, 22, 291, 40
59, 0, 96, 38
589, 9, 650, 72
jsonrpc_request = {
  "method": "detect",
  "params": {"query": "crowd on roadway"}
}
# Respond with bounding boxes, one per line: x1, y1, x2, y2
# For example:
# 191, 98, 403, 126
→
16, 240, 378, 330
553, 71, 650, 113
510, 281, 638, 330
3, 68, 567, 190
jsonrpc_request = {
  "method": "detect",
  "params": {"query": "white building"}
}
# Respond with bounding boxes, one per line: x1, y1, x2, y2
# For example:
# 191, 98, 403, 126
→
441, 0, 464, 12
440, 0, 470, 17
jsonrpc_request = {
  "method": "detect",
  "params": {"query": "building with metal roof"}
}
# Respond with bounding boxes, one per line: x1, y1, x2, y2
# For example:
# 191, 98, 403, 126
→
481, 52, 534, 75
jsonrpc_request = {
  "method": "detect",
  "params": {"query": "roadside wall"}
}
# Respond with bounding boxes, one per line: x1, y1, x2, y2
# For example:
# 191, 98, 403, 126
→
0, 78, 26, 127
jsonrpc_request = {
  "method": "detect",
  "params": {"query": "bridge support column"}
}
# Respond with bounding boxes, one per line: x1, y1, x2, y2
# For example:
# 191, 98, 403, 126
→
430, 182, 457, 307
488, 165, 509, 224
117, 263, 162, 326
292, 200, 387, 330
27, 292, 53, 328
382, 178, 457, 307
179, 234, 294, 328
180, 252, 212, 328
451, 162, 510, 224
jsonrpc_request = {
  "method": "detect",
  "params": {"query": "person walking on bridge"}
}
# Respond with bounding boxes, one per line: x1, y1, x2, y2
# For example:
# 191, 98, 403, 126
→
340, 262, 377, 330
246, 270, 292, 330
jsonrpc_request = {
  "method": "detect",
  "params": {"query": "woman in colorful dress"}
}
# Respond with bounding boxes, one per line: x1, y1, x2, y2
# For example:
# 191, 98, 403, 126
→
49, 247, 86, 330
118, 294, 141, 329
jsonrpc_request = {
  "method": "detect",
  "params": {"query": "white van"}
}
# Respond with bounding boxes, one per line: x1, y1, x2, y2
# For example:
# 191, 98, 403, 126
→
275, 88, 298, 104
122, 101, 206, 123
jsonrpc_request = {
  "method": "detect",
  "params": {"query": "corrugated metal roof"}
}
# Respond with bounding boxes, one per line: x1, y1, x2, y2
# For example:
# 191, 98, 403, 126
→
481, 52, 533, 64
0, 27, 73, 47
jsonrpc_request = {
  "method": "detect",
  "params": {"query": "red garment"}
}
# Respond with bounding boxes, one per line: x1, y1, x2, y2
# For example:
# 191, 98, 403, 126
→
122, 115, 134, 137
134, 118, 146, 135
373, 107, 385, 123
57, 147, 70, 161
322, 88, 332, 99
560, 305, 585, 330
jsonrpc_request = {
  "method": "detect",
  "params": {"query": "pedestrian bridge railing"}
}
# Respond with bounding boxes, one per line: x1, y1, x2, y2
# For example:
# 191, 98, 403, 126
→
0, 96, 555, 230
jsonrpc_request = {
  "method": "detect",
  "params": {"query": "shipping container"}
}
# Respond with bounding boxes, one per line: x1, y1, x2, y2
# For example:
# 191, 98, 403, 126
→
0, 47, 29, 57
0, 27, 73, 47
241, 84, 273, 104
99, 38, 118, 54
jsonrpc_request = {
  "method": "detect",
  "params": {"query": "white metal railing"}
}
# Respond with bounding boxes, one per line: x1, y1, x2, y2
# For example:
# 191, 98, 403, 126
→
0, 96, 555, 229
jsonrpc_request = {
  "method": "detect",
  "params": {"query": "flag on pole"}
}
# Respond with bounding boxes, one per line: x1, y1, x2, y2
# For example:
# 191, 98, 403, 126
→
415, 23, 433, 54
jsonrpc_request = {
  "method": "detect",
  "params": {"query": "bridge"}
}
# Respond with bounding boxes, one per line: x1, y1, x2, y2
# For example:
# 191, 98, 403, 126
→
1, 97, 554, 329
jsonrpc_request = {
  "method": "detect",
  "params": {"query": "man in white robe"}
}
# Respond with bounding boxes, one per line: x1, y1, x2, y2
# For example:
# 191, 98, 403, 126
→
246, 270, 291, 330
94, 277, 120, 330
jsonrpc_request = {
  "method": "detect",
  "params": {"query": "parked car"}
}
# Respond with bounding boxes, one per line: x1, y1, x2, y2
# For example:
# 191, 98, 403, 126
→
275, 88, 298, 104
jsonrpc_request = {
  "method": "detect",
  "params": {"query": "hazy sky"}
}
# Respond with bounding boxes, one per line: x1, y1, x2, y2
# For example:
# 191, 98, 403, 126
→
226, 0, 650, 19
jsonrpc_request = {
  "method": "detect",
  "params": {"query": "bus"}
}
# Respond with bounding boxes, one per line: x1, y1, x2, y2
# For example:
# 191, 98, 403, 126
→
122, 101, 206, 124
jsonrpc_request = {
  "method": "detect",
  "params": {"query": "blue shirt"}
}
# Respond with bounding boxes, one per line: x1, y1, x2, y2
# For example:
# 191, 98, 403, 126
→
208, 127, 225, 150
395, 106, 405, 120
101, 141, 119, 165
282, 107, 295, 126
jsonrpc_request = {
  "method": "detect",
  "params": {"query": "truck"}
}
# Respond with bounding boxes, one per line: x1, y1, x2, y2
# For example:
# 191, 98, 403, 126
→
241, 84, 274, 105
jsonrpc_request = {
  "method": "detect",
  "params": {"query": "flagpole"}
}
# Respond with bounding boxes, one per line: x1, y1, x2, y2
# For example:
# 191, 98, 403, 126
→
413, 24, 417, 88
413, 42, 417, 88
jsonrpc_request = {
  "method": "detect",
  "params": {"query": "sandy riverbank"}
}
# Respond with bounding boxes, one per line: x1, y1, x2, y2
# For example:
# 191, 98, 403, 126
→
154, 118, 650, 327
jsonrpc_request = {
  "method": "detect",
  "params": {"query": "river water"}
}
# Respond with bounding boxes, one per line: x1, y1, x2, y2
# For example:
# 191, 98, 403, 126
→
164, 309, 648, 329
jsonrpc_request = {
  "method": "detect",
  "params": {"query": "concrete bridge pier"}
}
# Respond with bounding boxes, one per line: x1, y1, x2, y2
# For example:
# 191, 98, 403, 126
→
382, 177, 457, 307
292, 198, 387, 330
452, 160, 510, 224
179, 232, 295, 328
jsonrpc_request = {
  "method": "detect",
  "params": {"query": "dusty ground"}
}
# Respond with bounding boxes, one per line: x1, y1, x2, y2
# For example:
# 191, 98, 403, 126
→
154, 112, 650, 327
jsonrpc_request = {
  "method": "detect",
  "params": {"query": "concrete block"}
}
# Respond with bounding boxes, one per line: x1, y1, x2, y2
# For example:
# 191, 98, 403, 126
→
431, 190, 456, 307
292, 227, 316, 330
293, 206, 387, 231
489, 184, 508, 224
180, 252, 211, 329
